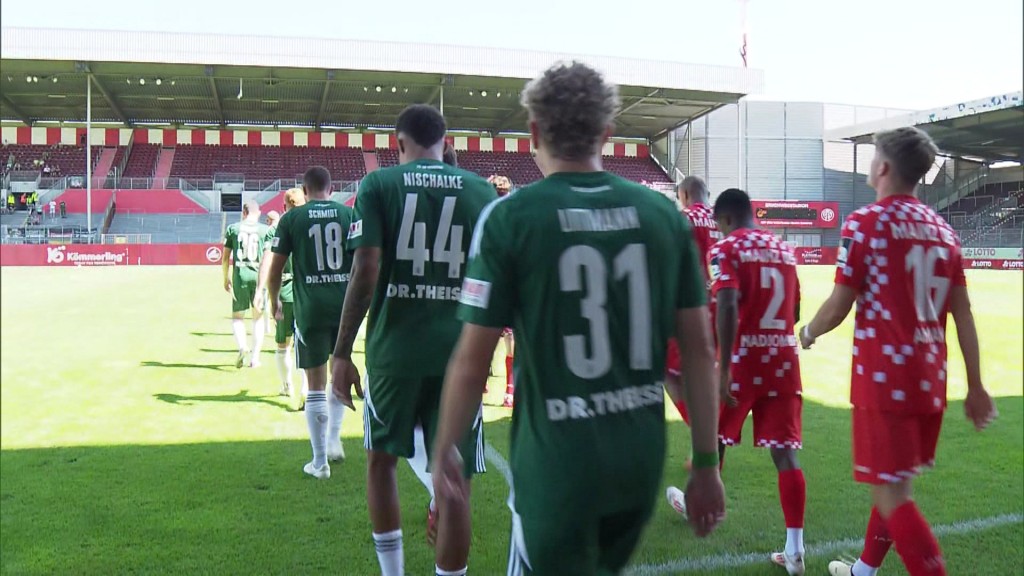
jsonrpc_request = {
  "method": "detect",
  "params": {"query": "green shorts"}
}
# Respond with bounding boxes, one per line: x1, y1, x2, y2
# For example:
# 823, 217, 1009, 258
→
508, 501, 654, 575
274, 301, 295, 344
294, 323, 338, 370
363, 374, 485, 478
231, 278, 259, 313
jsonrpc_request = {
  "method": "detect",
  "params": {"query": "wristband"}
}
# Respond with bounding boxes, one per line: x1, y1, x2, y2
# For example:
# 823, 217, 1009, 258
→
801, 325, 813, 341
692, 451, 719, 469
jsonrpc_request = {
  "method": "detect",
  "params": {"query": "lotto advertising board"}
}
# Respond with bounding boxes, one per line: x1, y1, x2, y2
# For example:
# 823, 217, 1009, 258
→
752, 201, 840, 229
961, 247, 1024, 270
0, 244, 224, 266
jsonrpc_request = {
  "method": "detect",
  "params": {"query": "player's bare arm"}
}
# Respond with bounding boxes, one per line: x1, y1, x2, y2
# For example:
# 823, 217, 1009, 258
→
265, 253, 287, 320
950, 285, 998, 430
330, 245, 380, 409
432, 324, 500, 511
676, 306, 726, 537
222, 249, 232, 293
800, 284, 856, 349
254, 251, 272, 312
715, 288, 740, 407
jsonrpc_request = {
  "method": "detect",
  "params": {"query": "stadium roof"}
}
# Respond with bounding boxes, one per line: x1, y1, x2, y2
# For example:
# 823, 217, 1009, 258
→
824, 91, 1024, 164
0, 27, 764, 140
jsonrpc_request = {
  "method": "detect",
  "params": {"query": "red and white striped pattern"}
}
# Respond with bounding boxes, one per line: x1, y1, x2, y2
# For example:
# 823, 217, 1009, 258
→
0, 127, 649, 157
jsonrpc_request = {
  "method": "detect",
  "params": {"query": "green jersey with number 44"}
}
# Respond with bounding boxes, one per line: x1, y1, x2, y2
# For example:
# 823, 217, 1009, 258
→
348, 159, 497, 377
271, 200, 353, 332
457, 171, 706, 517
224, 221, 272, 282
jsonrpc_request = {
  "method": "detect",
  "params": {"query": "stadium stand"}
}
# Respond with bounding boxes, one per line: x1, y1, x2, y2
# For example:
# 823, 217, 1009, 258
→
123, 144, 161, 178
106, 213, 225, 243
1, 144, 102, 176
169, 145, 365, 182
601, 156, 673, 184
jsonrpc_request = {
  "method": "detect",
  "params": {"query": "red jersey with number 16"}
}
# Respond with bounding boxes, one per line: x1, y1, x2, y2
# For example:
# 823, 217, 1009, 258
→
709, 228, 801, 398
835, 195, 966, 415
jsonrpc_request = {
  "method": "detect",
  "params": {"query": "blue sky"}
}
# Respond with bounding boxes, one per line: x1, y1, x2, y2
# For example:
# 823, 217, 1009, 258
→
2, 0, 1021, 111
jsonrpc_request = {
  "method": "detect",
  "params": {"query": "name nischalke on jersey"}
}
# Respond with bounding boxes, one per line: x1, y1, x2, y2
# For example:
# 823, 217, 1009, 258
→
404, 172, 464, 189
558, 207, 640, 233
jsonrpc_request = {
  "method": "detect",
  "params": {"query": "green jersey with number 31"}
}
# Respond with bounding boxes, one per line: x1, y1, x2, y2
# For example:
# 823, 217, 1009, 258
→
348, 159, 497, 377
457, 171, 706, 517
271, 200, 353, 332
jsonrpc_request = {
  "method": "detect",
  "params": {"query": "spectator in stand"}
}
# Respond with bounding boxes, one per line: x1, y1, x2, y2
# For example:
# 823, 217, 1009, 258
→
6, 194, 14, 213
60, 200, 67, 218
19, 193, 27, 210
487, 174, 516, 407
443, 141, 458, 167
48, 200, 56, 218
43, 164, 52, 175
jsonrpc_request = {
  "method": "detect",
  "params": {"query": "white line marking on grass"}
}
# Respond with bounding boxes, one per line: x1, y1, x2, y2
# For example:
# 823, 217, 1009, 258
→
483, 443, 1022, 575
626, 513, 1024, 575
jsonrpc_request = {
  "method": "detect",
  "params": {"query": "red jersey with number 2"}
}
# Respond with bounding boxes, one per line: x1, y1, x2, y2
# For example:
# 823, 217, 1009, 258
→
835, 195, 966, 415
709, 228, 801, 398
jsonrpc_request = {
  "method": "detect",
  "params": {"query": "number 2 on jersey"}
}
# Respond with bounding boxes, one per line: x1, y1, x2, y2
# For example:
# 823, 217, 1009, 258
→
759, 267, 786, 330
559, 244, 652, 379
397, 194, 465, 278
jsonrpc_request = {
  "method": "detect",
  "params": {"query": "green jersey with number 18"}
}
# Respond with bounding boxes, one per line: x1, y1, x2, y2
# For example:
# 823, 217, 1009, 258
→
271, 200, 353, 332
457, 171, 706, 518
348, 159, 497, 377
224, 221, 272, 282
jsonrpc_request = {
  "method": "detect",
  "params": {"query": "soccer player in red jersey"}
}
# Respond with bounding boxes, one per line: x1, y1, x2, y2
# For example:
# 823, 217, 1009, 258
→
709, 188, 807, 574
487, 174, 517, 408
665, 176, 721, 423
801, 127, 997, 576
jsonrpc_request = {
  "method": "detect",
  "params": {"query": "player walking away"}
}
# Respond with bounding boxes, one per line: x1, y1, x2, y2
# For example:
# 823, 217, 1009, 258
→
263, 210, 282, 336
267, 169, 352, 478
222, 200, 273, 369
698, 189, 807, 574
487, 174, 516, 408
799, 127, 997, 576
331, 104, 496, 576
256, 192, 305, 406
431, 61, 725, 576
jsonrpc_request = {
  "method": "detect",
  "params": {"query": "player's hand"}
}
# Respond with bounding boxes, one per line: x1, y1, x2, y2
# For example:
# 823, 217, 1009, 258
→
685, 467, 726, 537
223, 278, 232, 293
799, 325, 815, 349
330, 356, 363, 411
718, 367, 738, 408
433, 445, 468, 508
273, 300, 284, 322
253, 291, 265, 312
964, 386, 997, 431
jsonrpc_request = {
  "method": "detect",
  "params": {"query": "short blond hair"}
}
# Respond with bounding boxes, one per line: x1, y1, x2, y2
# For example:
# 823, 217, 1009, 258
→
873, 127, 938, 187
284, 188, 306, 210
520, 61, 620, 161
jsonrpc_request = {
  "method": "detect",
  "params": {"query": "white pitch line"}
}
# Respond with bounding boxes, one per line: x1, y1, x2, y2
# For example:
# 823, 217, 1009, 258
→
483, 443, 1022, 576
627, 513, 1024, 575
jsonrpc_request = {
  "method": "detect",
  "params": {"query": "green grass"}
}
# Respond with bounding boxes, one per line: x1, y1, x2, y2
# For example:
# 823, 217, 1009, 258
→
1, 265, 1021, 575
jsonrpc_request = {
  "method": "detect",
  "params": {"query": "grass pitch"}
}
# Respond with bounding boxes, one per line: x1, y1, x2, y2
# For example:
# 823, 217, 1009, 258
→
1, 265, 1021, 575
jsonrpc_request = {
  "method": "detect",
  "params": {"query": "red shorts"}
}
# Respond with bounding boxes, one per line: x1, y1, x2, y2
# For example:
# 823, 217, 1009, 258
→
718, 393, 802, 449
852, 408, 942, 485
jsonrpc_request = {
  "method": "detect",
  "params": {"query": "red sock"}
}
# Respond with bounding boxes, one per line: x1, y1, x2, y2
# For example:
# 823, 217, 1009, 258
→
860, 506, 893, 568
886, 502, 946, 576
504, 355, 514, 392
674, 400, 691, 425
777, 469, 806, 528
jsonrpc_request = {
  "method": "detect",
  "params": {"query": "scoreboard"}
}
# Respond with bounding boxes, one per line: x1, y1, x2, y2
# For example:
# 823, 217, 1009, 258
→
751, 201, 840, 229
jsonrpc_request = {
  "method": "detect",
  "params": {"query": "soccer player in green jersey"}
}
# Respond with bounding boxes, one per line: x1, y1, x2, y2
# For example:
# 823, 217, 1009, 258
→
331, 104, 497, 576
267, 168, 353, 479
255, 190, 305, 404
431, 62, 726, 576
222, 200, 273, 369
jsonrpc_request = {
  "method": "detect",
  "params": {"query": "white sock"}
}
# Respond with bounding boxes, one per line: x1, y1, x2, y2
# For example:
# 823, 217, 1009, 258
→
785, 527, 804, 556
251, 317, 265, 358
408, 425, 435, 502
436, 567, 467, 576
231, 319, 247, 352
372, 529, 404, 576
852, 559, 879, 576
275, 348, 291, 386
304, 391, 328, 467
327, 389, 345, 443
